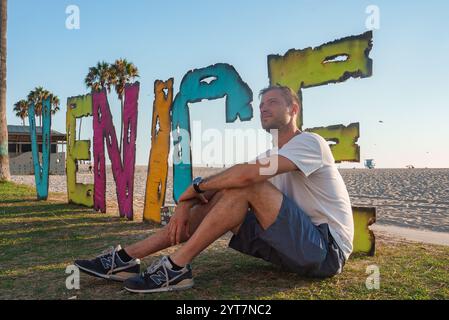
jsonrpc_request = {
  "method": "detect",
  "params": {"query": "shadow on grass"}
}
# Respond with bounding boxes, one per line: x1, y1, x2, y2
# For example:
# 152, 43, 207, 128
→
1, 186, 449, 300
1, 202, 91, 215
0, 198, 37, 204
0, 195, 328, 299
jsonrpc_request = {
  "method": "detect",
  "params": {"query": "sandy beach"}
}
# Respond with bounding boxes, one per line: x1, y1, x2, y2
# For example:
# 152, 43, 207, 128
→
11, 167, 449, 243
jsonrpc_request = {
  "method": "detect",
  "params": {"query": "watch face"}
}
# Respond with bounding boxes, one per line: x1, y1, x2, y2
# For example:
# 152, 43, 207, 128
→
193, 177, 203, 193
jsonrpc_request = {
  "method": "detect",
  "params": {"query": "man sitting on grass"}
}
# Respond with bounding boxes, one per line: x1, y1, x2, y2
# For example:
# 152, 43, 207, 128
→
74, 85, 354, 293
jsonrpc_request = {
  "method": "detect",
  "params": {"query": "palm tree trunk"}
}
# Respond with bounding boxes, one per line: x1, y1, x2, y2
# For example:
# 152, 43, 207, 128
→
0, 0, 10, 181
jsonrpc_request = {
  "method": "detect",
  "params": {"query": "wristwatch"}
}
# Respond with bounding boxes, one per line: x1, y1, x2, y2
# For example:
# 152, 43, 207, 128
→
192, 176, 205, 194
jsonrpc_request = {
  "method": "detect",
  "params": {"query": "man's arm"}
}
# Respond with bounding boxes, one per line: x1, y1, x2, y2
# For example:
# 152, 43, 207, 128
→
178, 189, 217, 207
178, 155, 299, 202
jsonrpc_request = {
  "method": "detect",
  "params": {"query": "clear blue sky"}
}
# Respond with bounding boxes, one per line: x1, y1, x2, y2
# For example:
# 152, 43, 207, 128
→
6, 0, 449, 168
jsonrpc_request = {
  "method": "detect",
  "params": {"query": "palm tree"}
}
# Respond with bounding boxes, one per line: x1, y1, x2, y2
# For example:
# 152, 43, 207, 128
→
0, 0, 9, 182
85, 61, 113, 92
84, 59, 139, 154
110, 59, 139, 154
84, 61, 114, 140
50, 96, 60, 117
13, 100, 29, 126
26, 87, 59, 127
27, 87, 46, 127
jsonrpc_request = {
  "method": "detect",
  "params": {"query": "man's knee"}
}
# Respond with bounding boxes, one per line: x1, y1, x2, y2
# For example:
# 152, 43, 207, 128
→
189, 184, 272, 235
218, 182, 269, 199
199, 188, 248, 234
248, 181, 275, 192
216, 188, 239, 197
235, 182, 277, 204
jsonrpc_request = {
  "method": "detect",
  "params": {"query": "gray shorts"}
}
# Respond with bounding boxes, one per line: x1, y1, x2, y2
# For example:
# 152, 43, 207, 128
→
228, 193, 346, 278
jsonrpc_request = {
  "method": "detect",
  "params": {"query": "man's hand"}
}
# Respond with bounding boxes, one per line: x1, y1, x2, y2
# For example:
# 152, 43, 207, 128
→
178, 185, 208, 204
168, 189, 218, 245
167, 199, 197, 246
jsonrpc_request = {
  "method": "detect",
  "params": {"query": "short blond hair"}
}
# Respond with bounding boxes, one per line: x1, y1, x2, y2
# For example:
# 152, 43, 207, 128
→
259, 85, 301, 109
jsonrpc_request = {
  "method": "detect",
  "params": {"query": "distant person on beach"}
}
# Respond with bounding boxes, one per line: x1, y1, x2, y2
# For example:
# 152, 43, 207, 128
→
74, 85, 353, 293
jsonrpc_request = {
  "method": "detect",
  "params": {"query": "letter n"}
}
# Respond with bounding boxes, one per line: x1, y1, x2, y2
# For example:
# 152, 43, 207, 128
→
93, 83, 139, 220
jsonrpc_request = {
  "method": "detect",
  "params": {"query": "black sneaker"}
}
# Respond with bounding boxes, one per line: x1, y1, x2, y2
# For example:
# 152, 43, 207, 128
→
124, 256, 194, 293
74, 245, 140, 282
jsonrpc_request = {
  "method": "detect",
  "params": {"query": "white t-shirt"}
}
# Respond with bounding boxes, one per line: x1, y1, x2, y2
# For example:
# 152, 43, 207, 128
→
267, 132, 354, 260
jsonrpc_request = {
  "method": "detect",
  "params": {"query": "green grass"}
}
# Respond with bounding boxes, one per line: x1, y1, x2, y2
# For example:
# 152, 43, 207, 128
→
1, 181, 449, 300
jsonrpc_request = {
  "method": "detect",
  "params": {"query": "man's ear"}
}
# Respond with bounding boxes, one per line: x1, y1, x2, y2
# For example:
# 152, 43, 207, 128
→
291, 102, 300, 116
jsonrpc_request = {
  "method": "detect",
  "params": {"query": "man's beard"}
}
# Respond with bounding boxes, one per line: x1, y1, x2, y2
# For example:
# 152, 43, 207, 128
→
262, 122, 279, 133
261, 119, 282, 132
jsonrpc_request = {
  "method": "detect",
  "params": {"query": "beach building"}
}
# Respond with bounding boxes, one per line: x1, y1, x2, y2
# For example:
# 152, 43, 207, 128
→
7, 125, 66, 175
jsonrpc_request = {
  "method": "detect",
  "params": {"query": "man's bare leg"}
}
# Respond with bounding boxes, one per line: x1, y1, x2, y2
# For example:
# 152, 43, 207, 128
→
170, 181, 283, 267
124, 191, 224, 259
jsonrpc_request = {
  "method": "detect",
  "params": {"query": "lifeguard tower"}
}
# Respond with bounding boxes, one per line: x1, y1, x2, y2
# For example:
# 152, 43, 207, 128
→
364, 159, 376, 169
